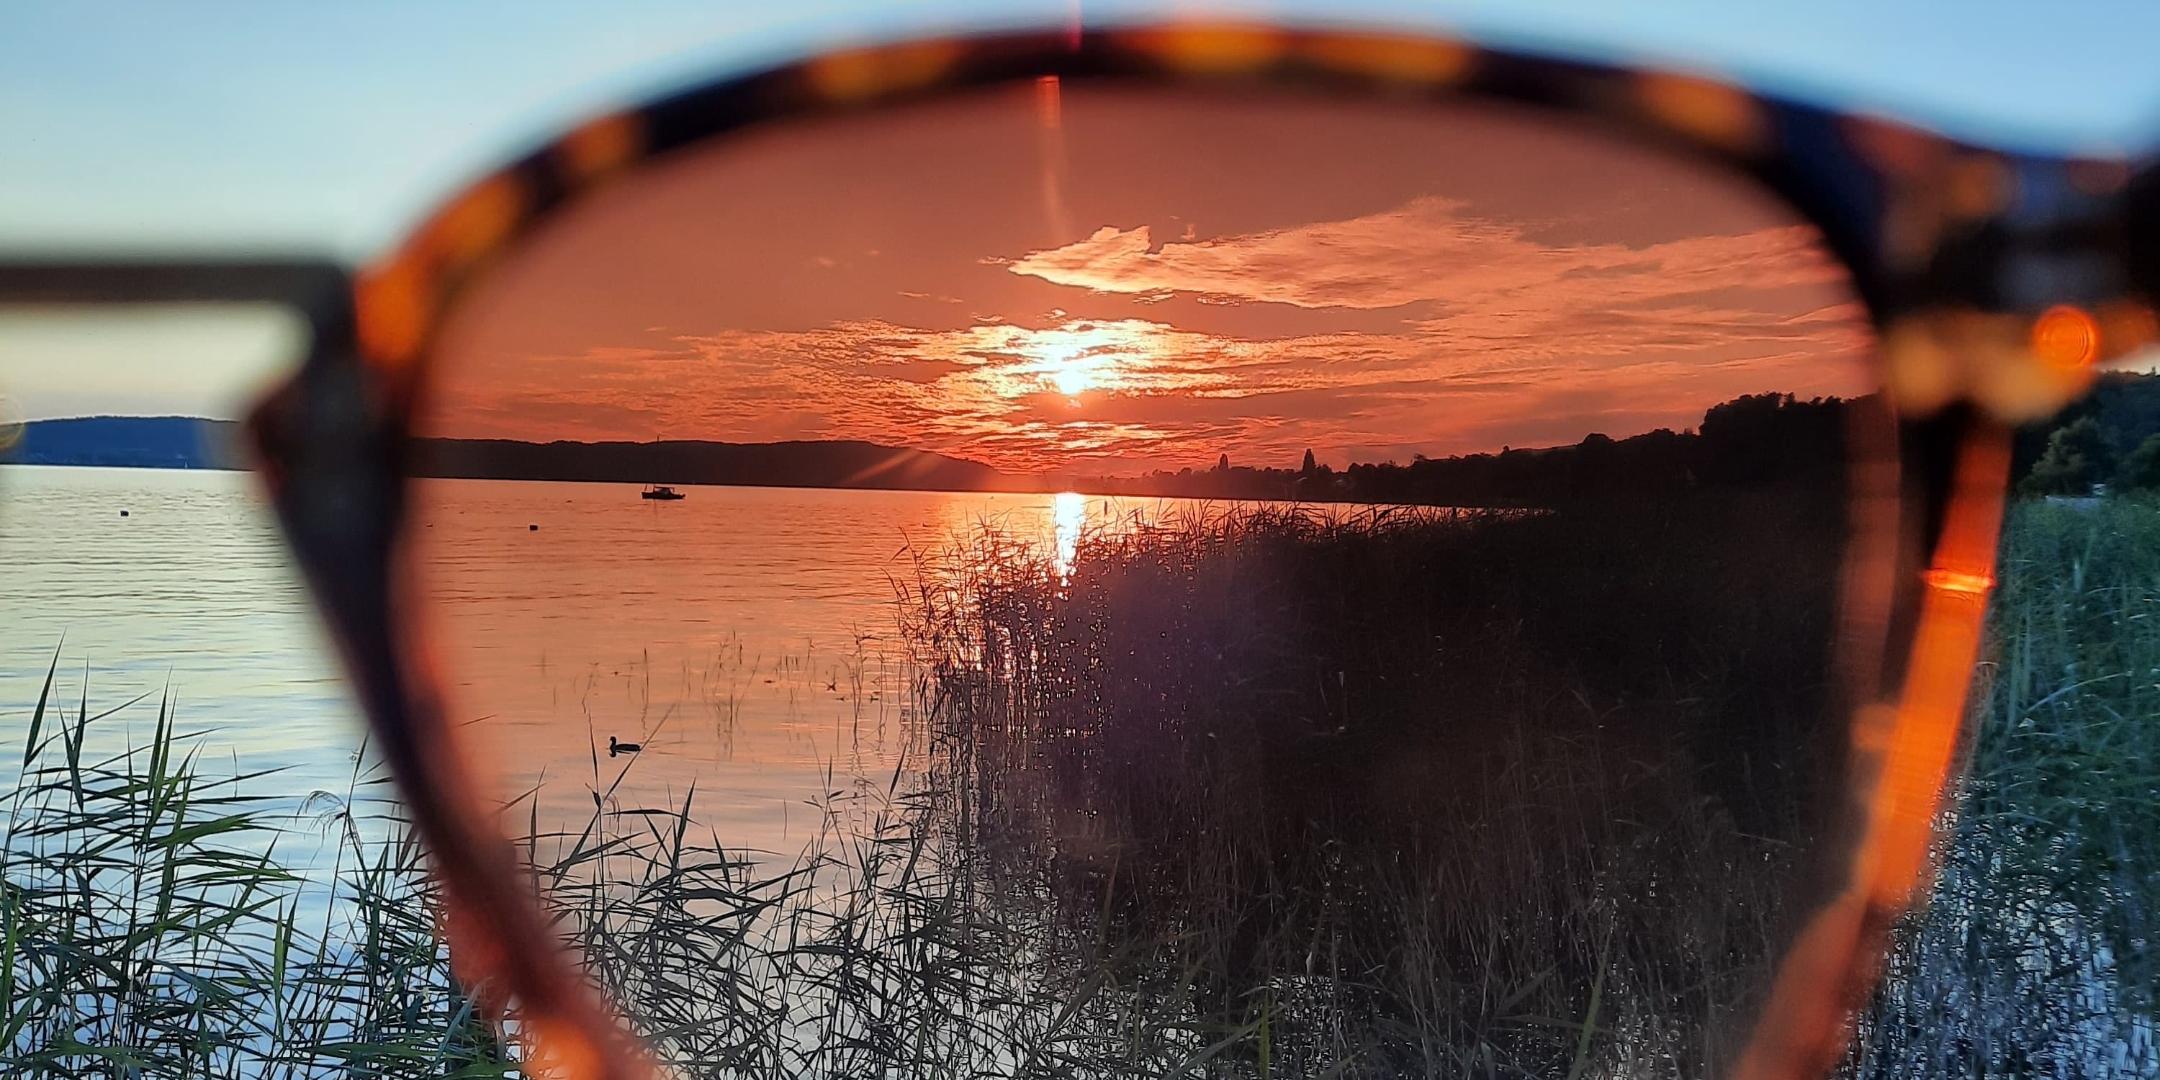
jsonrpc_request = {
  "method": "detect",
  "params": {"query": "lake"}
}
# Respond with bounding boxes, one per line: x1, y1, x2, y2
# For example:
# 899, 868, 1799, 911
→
0, 464, 1179, 862
0, 466, 359, 820
414, 476, 1124, 850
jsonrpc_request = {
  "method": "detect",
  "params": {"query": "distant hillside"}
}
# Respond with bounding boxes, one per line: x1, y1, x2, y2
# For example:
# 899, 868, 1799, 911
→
5, 416, 244, 469
6, 417, 1024, 493
412, 437, 1018, 493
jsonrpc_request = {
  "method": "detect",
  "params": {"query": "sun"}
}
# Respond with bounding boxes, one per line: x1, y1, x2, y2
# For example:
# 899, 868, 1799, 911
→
1033, 326, 1121, 399
1049, 361, 1093, 397
1007, 320, 1170, 404
1038, 337, 1097, 397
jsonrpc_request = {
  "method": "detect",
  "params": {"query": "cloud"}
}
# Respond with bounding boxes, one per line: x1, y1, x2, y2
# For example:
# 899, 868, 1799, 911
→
1005, 196, 1843, 315
431, 197, 1867, 473
433, 306, 1864, 474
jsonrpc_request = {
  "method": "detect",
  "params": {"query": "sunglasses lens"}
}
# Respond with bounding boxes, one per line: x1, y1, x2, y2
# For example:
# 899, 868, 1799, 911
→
414, 86, 1892, 1072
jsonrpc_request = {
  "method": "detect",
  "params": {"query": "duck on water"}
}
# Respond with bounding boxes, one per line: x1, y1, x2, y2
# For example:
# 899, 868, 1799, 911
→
609, 736, 642, 757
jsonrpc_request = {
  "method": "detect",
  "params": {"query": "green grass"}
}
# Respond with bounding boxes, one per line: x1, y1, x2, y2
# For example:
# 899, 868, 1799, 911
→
0, 667, 505, 1077
1, 496, 2152, 1077
1843, 497, 2160, 1077
0, 671, 1211, 1076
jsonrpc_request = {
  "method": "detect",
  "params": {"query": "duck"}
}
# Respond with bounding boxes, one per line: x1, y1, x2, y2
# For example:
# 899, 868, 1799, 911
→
608, 735, 642, 757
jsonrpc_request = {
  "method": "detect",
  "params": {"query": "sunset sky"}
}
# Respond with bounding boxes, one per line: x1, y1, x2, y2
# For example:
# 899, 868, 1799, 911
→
432, 85, 1872, 475
6, 2, 2152, 259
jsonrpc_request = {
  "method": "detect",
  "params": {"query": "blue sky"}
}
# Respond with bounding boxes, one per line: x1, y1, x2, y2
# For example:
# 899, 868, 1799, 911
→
4, 1, 2157, 422
4, 0, 2159, 261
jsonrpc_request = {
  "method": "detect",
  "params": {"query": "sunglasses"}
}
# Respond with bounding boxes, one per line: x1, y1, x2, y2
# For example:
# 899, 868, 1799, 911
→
3, 20, 2152, 1080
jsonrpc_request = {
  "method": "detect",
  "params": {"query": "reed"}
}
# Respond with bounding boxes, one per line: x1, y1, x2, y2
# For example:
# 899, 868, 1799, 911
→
0, 663, 1199, 1076
897, 496, 1845, 1076
1843, 497, 2160, 1077
0, 495, 2150, 1077
0, 662, 505, 1077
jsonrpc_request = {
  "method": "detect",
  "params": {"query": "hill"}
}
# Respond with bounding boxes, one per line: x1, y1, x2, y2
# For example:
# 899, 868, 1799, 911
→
4, 416, 245, 469
5, 417, 1022, 494
410, 437, 1018, 492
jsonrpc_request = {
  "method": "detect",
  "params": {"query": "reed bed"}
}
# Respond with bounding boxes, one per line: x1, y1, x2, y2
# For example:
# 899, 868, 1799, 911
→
0, 495, 2150, 1078
897, 496, 1847, 1077
0, 662, 504, 1077
0, 665, 1220, 1076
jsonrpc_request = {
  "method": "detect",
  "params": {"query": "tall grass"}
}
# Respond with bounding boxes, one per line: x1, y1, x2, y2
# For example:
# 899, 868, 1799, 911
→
1844, 497, 2160, 1077
1, 496, 2151, 1078
0, 659, 505, 1077
903, 495, 2159, 1076
897, 497, 1846, 1077
0, 662, 1221, 1076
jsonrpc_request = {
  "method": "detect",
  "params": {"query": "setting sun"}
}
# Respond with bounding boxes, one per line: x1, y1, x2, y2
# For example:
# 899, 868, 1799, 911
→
1032, 326, 1123, 399
1048, 361, 1092, 398
428, 88, 1868, 477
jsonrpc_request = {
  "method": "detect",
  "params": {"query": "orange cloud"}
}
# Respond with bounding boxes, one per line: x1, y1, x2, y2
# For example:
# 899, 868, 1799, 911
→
1005, 196, 1843, 316
426, 93, 1873, 475
432, 295, 1866, 475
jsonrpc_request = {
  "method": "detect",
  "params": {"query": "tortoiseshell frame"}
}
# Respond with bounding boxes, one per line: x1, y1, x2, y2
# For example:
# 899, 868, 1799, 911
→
4, 20, 2156, 1080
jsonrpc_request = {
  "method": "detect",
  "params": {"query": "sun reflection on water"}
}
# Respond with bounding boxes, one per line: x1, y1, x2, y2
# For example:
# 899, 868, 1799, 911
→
1053, 490, 1086, 578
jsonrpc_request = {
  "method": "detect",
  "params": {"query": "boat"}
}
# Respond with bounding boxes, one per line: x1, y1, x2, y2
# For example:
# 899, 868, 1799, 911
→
641, 484, 686, 501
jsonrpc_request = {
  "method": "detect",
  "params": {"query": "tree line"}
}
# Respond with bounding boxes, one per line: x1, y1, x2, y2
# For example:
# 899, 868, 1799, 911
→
2014, 371, 2160, 495
1073, 373, 2160, 507
1074, 391, 1851, 506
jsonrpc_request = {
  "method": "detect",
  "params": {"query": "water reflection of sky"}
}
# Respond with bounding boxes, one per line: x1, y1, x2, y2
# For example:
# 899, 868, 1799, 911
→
408, 479, 1257, 863
0, 465, 373, 925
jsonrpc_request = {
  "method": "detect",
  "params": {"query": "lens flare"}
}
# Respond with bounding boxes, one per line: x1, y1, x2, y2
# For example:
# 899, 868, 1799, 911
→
2033, 304, 2099, 371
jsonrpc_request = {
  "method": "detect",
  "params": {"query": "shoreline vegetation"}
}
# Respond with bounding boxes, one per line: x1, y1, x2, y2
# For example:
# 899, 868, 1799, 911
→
3, 493, 2153, 1075
0, 391, 1860, 504
897, 500, 1841, 1076
12, 370, 2157, 505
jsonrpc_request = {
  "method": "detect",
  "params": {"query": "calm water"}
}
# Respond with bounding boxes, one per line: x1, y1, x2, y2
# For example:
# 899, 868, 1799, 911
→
0, 466, 357, 784
414, 477, 1111, 850
0, 464, 1174, 859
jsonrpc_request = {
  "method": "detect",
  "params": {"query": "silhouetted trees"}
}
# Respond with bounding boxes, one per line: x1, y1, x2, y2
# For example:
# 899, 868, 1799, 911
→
2023, 417, 2115, 495
2013, 371, 2160, 495
410, 437, 1016, 492
1076, 373, 2160, 506
2120, 433, 2160, 492
1077, 392, 1852, 506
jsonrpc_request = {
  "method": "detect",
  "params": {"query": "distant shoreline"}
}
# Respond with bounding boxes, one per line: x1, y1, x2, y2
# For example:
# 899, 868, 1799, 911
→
0, 459, 1243, 504
0, 459, 1067, 500
6, 416, 1036, 495
1, 460, 244, 474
